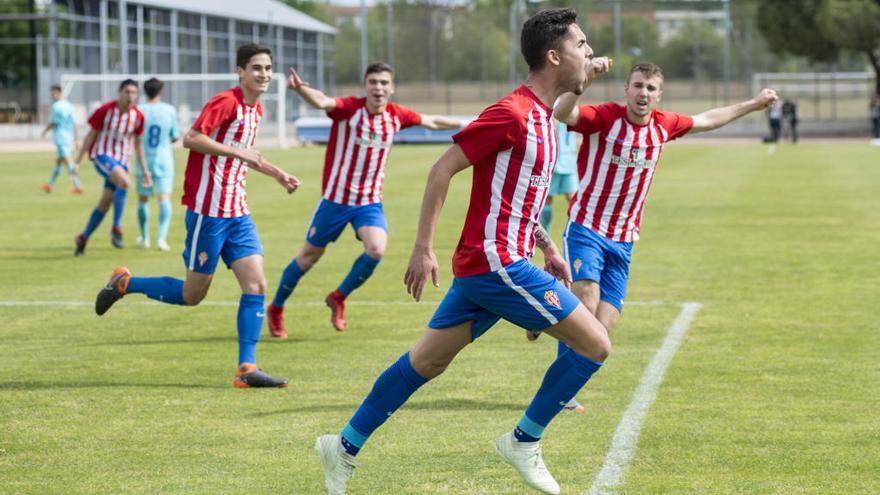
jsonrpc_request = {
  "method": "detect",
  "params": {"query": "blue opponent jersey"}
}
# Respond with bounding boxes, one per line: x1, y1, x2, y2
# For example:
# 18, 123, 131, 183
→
555, 122, 578, 175
140, 102, 180, 174
50, 100, 76, 145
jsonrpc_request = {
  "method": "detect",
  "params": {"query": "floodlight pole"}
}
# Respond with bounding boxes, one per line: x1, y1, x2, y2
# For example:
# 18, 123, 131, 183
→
386, 0, 394, 69
613, 0, 621, 89
360, 0, 368, 77
722, 0, 731, 104
508, 0, 517, 87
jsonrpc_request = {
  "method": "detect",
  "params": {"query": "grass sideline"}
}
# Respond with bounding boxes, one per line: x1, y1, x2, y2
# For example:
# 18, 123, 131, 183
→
1, 143, 879, 494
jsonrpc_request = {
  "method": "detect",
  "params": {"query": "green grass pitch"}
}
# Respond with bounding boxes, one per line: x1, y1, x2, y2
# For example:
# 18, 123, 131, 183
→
1, 142, 878, 494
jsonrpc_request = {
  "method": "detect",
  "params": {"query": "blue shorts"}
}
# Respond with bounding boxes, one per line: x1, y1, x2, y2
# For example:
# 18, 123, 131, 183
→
181, 210, 263, 274
94, 154, 127, 190
428, 259, 581, 341
305, 198, 388, 248
549, 172, 578, 196
562, 220, 633, 311
55, 142, 72, 159
136, 174, 174, 196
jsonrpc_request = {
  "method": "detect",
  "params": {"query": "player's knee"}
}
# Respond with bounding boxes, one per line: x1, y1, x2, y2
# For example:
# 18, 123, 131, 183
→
410, 355, 451, 380
588, 334, 612, 362
244, 279, 268, 295
183, 291, 205, 306
365, 244, 385, 260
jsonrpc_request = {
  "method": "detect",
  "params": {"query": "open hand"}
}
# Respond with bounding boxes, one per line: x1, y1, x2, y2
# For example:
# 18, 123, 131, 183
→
287, 67, 310, 91
544, 251, 572, 289
404, 246, 439, 302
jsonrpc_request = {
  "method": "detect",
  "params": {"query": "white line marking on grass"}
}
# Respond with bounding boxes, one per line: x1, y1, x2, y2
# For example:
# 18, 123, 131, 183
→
586, 302, 703, 495
0, 300, 678, 308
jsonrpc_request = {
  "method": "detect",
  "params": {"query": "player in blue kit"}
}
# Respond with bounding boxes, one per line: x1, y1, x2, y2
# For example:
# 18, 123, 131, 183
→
538, 121, 579, 234
136, 78, 181, 252
41, 85, 83, 194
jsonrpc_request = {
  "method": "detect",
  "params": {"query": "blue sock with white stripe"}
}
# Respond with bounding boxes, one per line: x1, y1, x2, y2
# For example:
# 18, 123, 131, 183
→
82, 208, 106, 240
514, 349, 603, 443
48, 165, 62, 186
237, 294, 265, 365
341, 352, 428, 456
112, 187, 127, 229
127, 277, 185, 305
157, 200, 172, 243
272, 258, 305, 308
338, 252, 381, 297
137, 202, 149, 241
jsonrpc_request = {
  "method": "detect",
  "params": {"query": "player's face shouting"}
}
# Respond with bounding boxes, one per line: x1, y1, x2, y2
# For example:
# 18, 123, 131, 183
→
624, 72, 663, 121
559, 24, 592, 96
118, 84, 138, 107
239, 53, 273, 96
364, 71, 394, 111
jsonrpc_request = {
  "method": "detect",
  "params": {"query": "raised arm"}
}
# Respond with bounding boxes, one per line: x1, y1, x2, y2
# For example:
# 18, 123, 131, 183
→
404, 145, 472, 301
690, 88, 778, 134
418, 114, 464, 131
553, 56, 613, 126
287, 67, 336, 112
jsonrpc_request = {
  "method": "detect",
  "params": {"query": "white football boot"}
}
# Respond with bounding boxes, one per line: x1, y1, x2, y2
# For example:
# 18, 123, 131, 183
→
494, 431, 560, 494
136, 236, 150, 249
315, 434, 356, 495
156, 239, 171, 252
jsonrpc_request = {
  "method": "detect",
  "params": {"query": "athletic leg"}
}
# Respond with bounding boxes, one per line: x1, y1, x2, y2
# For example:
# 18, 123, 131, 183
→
137, 194, 150, 248
156, 191, 172, 250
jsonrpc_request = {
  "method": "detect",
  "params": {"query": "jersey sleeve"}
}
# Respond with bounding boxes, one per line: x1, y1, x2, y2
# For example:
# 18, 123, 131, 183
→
394, 104, 423, 129
568, 102, 614, 135
326, 96, 361, 121
452, 101, 519, 166
192, 93, 236, 136
134, 109, 145, 136
87, 104, 109, 131
656, 111, 694, 141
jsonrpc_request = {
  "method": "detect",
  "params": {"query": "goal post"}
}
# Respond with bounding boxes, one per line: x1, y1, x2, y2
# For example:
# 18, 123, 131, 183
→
59, 72, 289, 149
752, 71, 875, 121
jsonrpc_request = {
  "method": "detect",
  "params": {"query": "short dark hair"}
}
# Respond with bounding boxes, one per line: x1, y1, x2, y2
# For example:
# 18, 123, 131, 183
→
237, 43, 272, 69
520, 8, 578, 71
144, 77, 163, 99
364, 62, 393, 80
119, 79, 138, 91
627, 63, 664, 85
50, 85, 62, 93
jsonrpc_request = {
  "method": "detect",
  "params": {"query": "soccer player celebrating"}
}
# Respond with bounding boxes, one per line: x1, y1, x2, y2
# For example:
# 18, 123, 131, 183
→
315, 9, 610, 494
74, 79, 151, 255
541, 63, 777, 392
136, 77, 181, 252
93, 44, 301, 388
266, 63, 462, 337
41, 85, 82, 194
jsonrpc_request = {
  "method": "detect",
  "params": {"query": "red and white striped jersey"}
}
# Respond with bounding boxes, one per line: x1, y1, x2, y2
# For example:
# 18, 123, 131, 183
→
87, 100, 144, 165
451, 85, 557, 278
322, 97, 422, 205
182, 87, 262, 218
567, 102, 692, 242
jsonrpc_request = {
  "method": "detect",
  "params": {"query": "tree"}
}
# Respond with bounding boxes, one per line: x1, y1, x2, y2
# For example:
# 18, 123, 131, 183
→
756, 0, 880, 94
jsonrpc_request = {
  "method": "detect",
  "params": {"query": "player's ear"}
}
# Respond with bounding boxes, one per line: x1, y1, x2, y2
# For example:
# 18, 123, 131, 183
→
547, 49, 561, 67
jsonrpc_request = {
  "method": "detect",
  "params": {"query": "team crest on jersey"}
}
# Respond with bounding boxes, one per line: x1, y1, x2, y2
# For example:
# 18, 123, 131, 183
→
544, 290, 562, 309
198, 251, 208, 267
573, 258, 583, 274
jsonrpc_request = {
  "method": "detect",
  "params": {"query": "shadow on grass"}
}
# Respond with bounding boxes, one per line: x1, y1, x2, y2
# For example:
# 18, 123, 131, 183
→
0, 381, 226, 390
249, 398, 524, 417
62, 335, 309, 348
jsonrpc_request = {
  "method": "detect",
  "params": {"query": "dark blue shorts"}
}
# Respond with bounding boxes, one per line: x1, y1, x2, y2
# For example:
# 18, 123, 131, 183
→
181, 210, 263, 274
562, 220, 633, 311
94, 154, 127, 190
428, 259, 581, 341
305, 198, 388, 248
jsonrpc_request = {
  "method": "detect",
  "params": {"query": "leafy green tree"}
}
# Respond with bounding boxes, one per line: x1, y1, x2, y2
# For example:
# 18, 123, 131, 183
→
654, 19, 724, 80
756, 0, 880, 94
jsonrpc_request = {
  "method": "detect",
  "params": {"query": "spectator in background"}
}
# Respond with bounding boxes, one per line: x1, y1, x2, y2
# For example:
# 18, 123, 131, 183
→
767, 99, 783, 142
782, 98, 798, 143
871, 94, 880, 139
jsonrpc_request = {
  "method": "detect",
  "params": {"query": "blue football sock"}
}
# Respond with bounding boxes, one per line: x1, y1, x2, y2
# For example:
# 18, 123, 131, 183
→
514, 349, 603, 443
127, 277, 185, 305
157, 200, 172, 243
539, 204, 553, 232
112, 187, 127, 230
48, 165, 62, 186
137, 202, 150, 241
557, 340, 570, 358
338, 252, 381, 297
237, 293, 265, 365
272, 258, 305, 308
82, 208, 106, 240
341, 352, 428, 456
